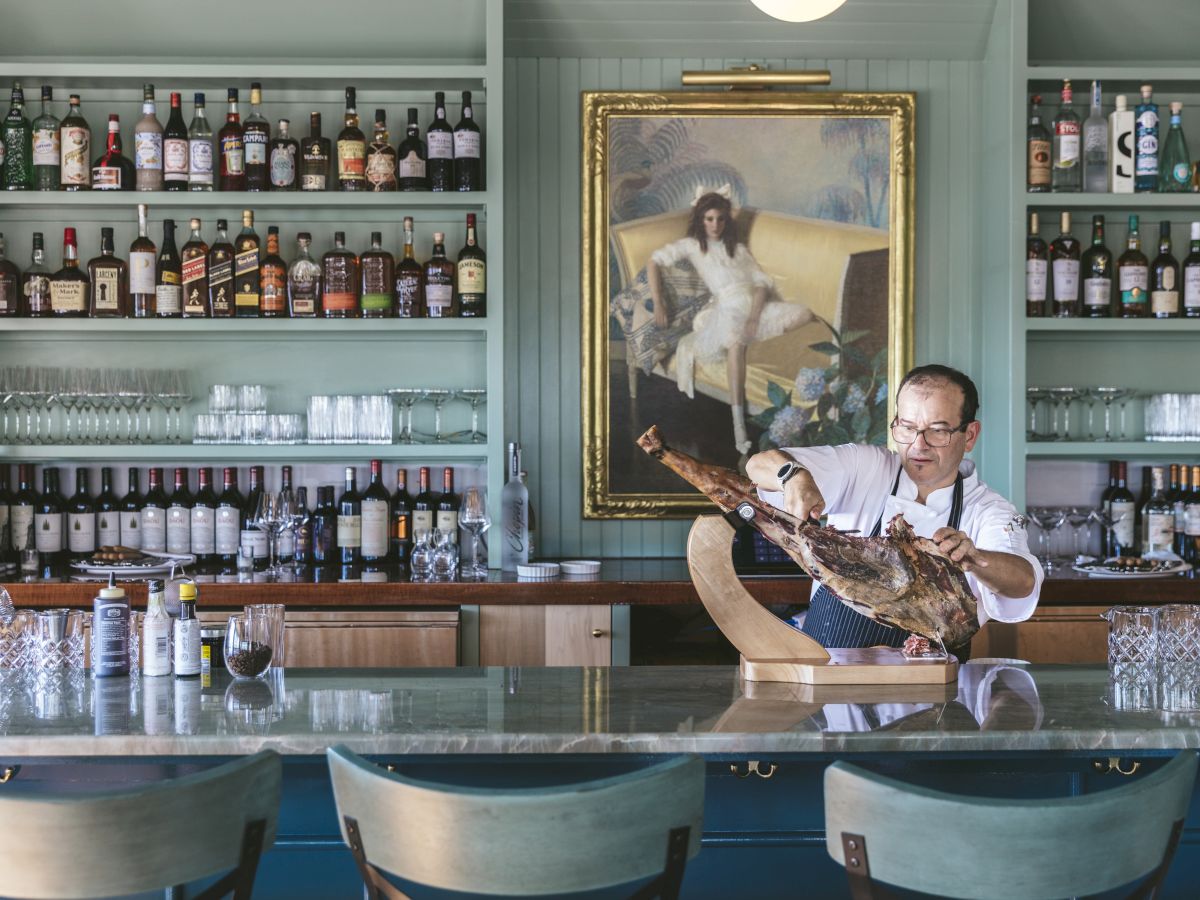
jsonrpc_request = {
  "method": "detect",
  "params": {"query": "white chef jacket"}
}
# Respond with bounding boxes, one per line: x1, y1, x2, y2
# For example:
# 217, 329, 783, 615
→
756, 443, 1042, 627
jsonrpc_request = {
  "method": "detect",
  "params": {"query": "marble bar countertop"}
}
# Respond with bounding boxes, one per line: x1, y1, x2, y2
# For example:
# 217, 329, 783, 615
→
0, 664, 1197, 757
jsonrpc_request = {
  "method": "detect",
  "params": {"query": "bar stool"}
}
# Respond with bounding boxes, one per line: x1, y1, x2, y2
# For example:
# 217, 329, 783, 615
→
0, 749, 282, 899
823, 751, 1197, 899
326, 745, 705, 898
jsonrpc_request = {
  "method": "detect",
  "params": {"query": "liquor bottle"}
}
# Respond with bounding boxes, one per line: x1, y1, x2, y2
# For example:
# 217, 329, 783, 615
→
22, 232, 51, 316
278, 465, 296, 562
133, 84, 163, 191
166, 467, 192, 557
218, 88, 245, 191
456, 213, 486, 317
91, 114, 134, 190
241, 465, 266, 568
215, 467, 243, 566
396, 108, 428, 191
0, 466, 10, 571
162, 91, 189, 191
1109, 94, 1134, 194
130, 203, 157, 317
1186, 465, 1200, 564
337, 466, 362, 570
424, 231, 454, 317
269, 118, 298, 190
1098, 461, 1117, 557
311, 485, 336, 566
336, 87, 366, 191
59, 93, 90, 190
234, 209, 260, 317
300, 111, 330, 191
10, 465, 36, 562
155, 218, 182, 318
287, 231, 321, 317
412, 466, 436, 537
360, 231, 394, 317
119, 467, 143, 550
1026, 94, 1051, 193
1109, 462, 1136, 557
365, 109, 397, 192
191, 466, 216, 565
1184, 223, 1200, 318
67, 468, 95, 561
395, 216, 424, 317
87, 227, 129, 318
1118, 214, 1149, 318
31, 85, 60, 191
1081, 215, 1113, 318
49, 227, 89, 318
141, 467, 168, 553
1080, 80, 1108, 193
391, 468, 412, 568
321, 231, 358, 318
1134, 466, 1153, 552
143, 579, 172, 677
292, 485, 312, 564
1134, 84, 1159, 193
2, 82, 32, 190
174, 584, 201, 678
500, 443, 529, 571
1151, 221, 1180, 319
427, 92, 453, 191
1051, 79, 1081, 192
187, 92, 214, 191
207, 218, 234, 317
1159, 102, 1191, 193
260, 226, 287, 317
523, 469, 536, 558
453, 91, 482, 191
1171, 464, 1187, 558
35, 467, 64, 571
96, 466, 120, 549
243, 83, 269, 192
181, 217, 209, 317
0, 233, 17, 316
360, 459, 390, 565
436, 467, 460, 544
1142, 466, 1174, 555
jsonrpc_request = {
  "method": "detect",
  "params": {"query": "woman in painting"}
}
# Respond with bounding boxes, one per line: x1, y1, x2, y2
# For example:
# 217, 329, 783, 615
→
647, 186, 815, 455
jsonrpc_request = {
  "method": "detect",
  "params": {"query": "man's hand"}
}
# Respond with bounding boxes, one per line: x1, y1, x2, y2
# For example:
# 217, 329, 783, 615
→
783, 471, 825, 522
933, 526, 990, 572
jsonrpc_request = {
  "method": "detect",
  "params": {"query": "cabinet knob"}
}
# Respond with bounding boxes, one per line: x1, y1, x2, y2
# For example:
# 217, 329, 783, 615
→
591, 628, 605, 638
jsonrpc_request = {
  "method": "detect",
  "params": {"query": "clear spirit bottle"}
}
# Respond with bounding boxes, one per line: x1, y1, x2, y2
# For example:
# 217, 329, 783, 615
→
1134, 84, 1159, 193
1082, 80, 1108, 193
31, 85, 60, 191
1158, 101, 1191, 193
187, 93, 213, 191
1052, 79, 1081, 192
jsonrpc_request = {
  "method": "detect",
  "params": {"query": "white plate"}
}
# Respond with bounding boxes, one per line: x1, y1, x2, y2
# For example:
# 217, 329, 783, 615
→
1072, 561, 1192, 579
71, 551, 196, 576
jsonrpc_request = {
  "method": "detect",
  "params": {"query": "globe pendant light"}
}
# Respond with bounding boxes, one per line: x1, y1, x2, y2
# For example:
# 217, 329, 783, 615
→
751, 0, 848, 23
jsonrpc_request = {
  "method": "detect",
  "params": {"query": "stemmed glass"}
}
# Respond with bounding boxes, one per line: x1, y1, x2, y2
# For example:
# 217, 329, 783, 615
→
1047, 386, 1081, 441
455, 389, 487, 443
1027, 506, 1067, 571
458, 487, 490, 579
1066, 506, 1094, 561
387, 389, 422, 444
1026, 387, 1049, 442
251, 493, 286, 577
423, 389, 453, 443
1088, 387, 1128, 442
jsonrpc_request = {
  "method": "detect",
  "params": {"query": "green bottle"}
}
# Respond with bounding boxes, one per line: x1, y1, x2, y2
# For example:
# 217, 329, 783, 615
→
1, 82, 32, 190
30, 85, 60, 191
1159, 101, 1191, 193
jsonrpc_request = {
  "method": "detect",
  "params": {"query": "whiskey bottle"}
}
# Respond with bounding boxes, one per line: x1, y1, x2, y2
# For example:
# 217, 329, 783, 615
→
1080, 215, 1113, 318
1184, 222, 1200, 318
360, 231, 394, 317
133, 84, 164, 191
1118, 214, 1149, 318
453, 91, 481, 191
218, 88, 245, 191
268, 118, 298, 190
0, 232, 19, 316
427, 92, 453, 191
22, 232, 51, 316
155, 219, 182, 318
1025, 212, 1047, 317
365, 109, 397, 192
162, 91, 189, 191
336, 87, 366, 191
395, 216, 424, 317
243, 83, 269, 192
260, 225, 287, 317
1049, 212, 1080, 317
424, 231, 454, 317
1051, 79, 1081, 193
207, 218, 234, 317
92, 114, 134, 191
1150, 220, 1180, 319
2, 82, 32, 190
456, 213, 486, 317
287, 231, 321, 317
31, 85, 60, 191
300, 111, 330, 191
59, 93, 90, 190
321, 230, 359, 317
187, 93, 213, 191
129, 203, 157, 318
396, 107, 428, 191
181, 217, 209, 317
87, 227, 129, 318
49, 227, 89, 318
234, 209, 261, 317
1026, 94, 1051, 193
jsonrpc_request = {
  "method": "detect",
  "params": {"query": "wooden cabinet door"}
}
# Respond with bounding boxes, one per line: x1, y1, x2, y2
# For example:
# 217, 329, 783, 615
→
545, 605, 611, 666
970, 606, 1107, 663
479, 606, 613, 666
280, 611, 459, 667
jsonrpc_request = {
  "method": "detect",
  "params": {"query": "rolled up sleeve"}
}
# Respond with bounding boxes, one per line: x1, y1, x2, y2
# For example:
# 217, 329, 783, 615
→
756, 444, 895, 519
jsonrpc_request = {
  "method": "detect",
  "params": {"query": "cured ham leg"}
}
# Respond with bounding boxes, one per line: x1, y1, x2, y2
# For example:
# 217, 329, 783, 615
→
637, 425, 979, 649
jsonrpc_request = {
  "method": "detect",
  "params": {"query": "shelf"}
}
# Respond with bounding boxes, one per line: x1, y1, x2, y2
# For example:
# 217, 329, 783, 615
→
1023, 194, 1200, 211
0, 192, 489, 210
0, 444, 488, 463
1026, 318, 1200, 340
0, 318, 492, 337
1026, 441, 1200, 459
1024, 66, 1200, 90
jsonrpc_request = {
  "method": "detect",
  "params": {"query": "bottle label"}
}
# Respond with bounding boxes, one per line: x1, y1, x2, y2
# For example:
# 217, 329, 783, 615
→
361, 500, 389, 557
1083, 277, 1111, 307
453, 130, 481, 159
189, 139, 213, 181
34, 512, 63, 553
412, 510, 434, 535
1110, 500, 1135, 549
92, 266, 122, 312
1120, 265, 1148, 305
190, 505, 215, 554
32, 127, 60, 166
11, 506, 32, 550
92, 166, 122, 189
182, 255, 207, 312
361, 257, 392, 305
215, 507, 239, 554
1152, 289, 1180, 316
174, 620, 201, 676
396, 273, 422, 317
0, 278, 13, 315
163, 138, 189, 178
398, 151, 426, 179
244, 131, 267, 165
67, 512, 95, 553
337, 514, 362, 548
24, 274, 50, 314
97, 511, 120, 547
240, 528, 268, 560
1173, 162, 1191, 186
290, 283, 318, 316
457, 257, 486, 294
301, 172, 326, 191
222, 137, 244, 175
1147, 511, 1174, 550
1052, 258, 1079, 302
1025, 259, 1047, 301
119, 510, 142, 549
209, 255, 232, 305
60, 126, 89, 184
270, 145, 296, 186
1185, 266, 1200, 308
436, 510, 459, 542
337, 140, 365, 180
234, 248, 260, 309
1175, 500, 1187, 534
130, 250, 156, 295
135, 131, 163, 171
1084, 126, 1106, 153
167, 506, 190, 554
156, 283, 182, 315
141, 505, 166, 552
366, 150, 397, 188
1187, 503, 1200, 537
426, 283, 452, 316
1056, 132, 1080, 166
262, 264, 286, 313
323, 256, 357, 311
428, 132, 453, 159
50, 279, 86, 313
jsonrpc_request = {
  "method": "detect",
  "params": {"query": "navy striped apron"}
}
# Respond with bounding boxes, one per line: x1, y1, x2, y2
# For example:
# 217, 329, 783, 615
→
800, 470, 965, 649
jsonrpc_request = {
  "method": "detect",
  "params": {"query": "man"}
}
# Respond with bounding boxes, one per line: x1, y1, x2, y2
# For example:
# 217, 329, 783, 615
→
746, 364, 1040, 651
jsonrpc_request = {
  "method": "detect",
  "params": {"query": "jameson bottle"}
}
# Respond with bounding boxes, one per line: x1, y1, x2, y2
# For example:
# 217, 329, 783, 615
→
1080, 215, 1113, 318
59, 93, 91, 190
456, 213, 486, 317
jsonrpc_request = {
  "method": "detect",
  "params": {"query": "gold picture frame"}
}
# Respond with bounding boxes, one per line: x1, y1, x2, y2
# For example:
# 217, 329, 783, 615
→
581, 90, 915, 519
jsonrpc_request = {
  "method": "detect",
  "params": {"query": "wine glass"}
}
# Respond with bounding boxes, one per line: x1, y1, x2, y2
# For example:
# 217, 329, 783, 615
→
1047, 386, 1082, 441
250, 493, 283, 577
1027, 506, 1067, 571
1026, 386, 1049, 442
1066, 506, 1094, 561
458, 487, 490, 579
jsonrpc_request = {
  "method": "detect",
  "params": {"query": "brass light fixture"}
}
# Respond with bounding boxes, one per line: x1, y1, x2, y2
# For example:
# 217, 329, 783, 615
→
750, 0, 848, 23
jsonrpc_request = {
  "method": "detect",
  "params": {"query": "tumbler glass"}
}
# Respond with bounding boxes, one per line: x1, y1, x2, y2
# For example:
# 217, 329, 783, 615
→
245, 603, 286, 669
224, 613, 274, 680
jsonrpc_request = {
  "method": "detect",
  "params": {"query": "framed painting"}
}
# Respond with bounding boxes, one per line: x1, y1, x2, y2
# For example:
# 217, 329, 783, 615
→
581, 89, 915, 519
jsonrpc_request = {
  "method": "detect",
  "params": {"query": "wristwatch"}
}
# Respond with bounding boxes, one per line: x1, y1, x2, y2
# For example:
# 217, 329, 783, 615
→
777, 461, 804, 487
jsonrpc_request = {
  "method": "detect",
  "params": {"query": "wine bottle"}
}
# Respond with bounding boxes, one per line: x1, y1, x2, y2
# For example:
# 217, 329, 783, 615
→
215, 467, 244, 566
1050, 212, 1080, 317
1109, 462, 1136, 557
241, 465, 265, 567
141, 467, 168, 553
187, 92, 214, 191
0, 467, 12, 572
292, 485, 312, 564
412, 466, 436, 538
191, 466, 217, 565
436, 467, 460, 544
119, 467, 143, 550
1098, 461, 1117, 558
311, 485, 336, 566
427, 92, 453, 191
1171, 464, 1188, 558
166, 467, 192, 557
129, 203, 157, 318
95, 466, 120, 549
396, 107, 428, 191
1080, 215, 1113, 318
155, 218, 182, 318
66, 467, 95, 561
453, 90, 482, 191
1185, 465, 1200, 565
35, 467, 64, 572
360, 459, 390, 565
10, 465, 37, 563
391, 468, 413, 569
163, 91, 189, 191
1142, 466, 1174, 555
278, 465, 296, 562
337, 466, 362, 570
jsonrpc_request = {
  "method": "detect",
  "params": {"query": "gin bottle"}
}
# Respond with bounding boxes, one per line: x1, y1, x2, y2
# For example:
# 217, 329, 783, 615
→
187, 93, 213, 191
1158, 101, 1191, 193
1082, 80, 1108, 193
500, 443, 529, 572
1051, 79, 1081, 192
1134, 84, 1159, 193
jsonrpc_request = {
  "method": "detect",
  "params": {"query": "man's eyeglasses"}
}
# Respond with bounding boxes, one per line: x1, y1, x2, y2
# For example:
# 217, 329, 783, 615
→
890, 419, 969, 447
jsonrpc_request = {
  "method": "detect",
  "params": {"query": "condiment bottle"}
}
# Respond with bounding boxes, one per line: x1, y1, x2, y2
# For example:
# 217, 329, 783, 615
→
142, 578, 172, 676
92, 573, 130, 677
173, 581, 201, 678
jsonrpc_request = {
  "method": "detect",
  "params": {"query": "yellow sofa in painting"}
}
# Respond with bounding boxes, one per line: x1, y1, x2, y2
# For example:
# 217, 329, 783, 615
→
610, 208, 890, 414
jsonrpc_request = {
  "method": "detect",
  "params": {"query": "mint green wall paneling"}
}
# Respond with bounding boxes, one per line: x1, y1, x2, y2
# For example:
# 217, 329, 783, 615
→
537, 58, 563, 557
922, 61, 950, 364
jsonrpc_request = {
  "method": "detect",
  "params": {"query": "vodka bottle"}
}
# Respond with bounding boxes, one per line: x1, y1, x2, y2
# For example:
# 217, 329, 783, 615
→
1051, 79, 1081, 192
500, 442, 529, 572
1082, 80, 1108, 193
